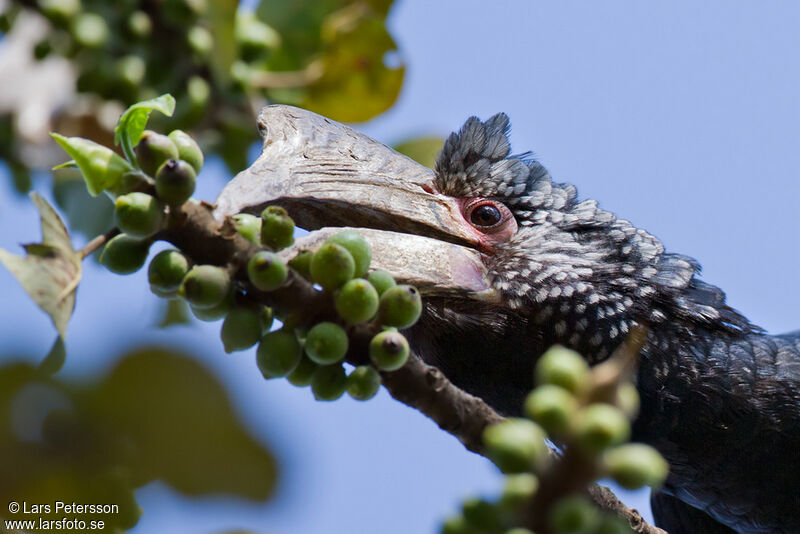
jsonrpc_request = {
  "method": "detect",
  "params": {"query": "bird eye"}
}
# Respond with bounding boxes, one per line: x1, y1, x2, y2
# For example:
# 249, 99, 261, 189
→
460, 198, 518, 244
468, 201, 503, 228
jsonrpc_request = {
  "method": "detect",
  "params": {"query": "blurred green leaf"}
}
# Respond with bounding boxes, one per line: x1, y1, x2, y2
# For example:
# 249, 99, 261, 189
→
80, 347, 277, 498
257, 0, 391, 64
236, 9, 281, 62
51, 134, 133, 196
53, 170, 115, 244
0, 193, 80, 338
257, 0, 341, 68
394, 136, 444, 169
38, 336, 66, 376
10, 160, 31, 194
0, 364, 142, 531
303, 15, 404, 122
114, 94, 176, 165
214, 110, 261, 173
206, 1, 239, 83
158, 298, 192, 328
0, 347, 277, 531
256, 0, 403, 122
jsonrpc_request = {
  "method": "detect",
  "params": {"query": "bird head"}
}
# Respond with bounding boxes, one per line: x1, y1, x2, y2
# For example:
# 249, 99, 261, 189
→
216, 106, 749, 413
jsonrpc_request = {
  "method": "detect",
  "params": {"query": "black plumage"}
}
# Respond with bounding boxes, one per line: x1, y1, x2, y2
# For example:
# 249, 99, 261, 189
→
409, 113, 800, 533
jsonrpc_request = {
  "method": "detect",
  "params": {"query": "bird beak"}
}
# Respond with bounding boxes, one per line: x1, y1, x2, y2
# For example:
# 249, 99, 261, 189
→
277, 227, 496, 299
215, 105, 497, 302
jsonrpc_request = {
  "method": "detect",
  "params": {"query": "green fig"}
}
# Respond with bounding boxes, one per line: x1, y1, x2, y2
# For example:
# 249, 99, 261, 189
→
325, 230, 371, 277
148, 249, 190, 294
310, 242, 355, 291
247, 250, 287, 291
168, 129, 204, 174
369, 330, 409, 371
135, 130, 178, 177
101, 234, 150, 275
155, 159, 196, 206
115, 192, 164, 238
179, 265, 231, 309
260, 205, 294, 251
378, 285, 422, 328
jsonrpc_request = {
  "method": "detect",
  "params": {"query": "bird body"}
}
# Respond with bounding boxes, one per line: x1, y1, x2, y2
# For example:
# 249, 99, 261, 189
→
428, 114, 800, 532
217, 106, 800, 533
639, 327, 800, 533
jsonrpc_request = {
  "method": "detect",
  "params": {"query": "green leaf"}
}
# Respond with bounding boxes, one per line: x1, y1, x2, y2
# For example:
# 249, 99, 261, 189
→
23, 243, 58, 257
394, 136, 444, 168
254, 1, 403, 121
113, 94, 176, 165
0, 193, 81, 338
52, 160, 78, 170
303, 14, 404, 122
82, 348, 278, 497
257, 0, 341, 67
157, 298, 192, 328
51, 133, 133, 196
205, 1, 238, 83
257, 0, 392, 68
53, 170, 115, 243
0, 347, 278, 532
9, 160, 32, 194
39, 336, 67, 375
0, 363, 144, 529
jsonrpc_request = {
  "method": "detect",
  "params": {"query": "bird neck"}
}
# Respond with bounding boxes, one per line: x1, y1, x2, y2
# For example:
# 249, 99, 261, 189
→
526, 293, 638, 365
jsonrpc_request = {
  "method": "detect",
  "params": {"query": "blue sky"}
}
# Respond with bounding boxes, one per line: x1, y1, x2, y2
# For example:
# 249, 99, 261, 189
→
1, 1, 799, 533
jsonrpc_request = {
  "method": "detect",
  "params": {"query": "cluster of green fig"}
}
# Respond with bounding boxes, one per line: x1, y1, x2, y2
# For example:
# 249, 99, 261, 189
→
9, 0, 228, 109
147, 203, 421, 402
3, 0, 404, 196
233, 213, 422, 402
57, 94, 420, 405
1, 0, 283, 175
100, 128, 203, 274
441, 346, 668, 534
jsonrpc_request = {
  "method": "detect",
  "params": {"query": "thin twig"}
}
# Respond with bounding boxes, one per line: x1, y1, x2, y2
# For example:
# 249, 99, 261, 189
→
250, 62, 324, 89
79, 228, 119, 259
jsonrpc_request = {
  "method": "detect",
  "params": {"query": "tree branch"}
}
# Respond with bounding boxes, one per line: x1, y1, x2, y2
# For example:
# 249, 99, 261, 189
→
378, 351, 666, 534
381, 353, 503, 453
156, 199, 666, 534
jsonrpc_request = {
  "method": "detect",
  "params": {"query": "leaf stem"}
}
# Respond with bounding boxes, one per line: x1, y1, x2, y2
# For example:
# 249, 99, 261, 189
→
121, 135, 138, 168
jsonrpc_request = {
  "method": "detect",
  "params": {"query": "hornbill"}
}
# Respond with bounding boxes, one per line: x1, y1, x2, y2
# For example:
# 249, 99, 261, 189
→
215, 106, 800, 534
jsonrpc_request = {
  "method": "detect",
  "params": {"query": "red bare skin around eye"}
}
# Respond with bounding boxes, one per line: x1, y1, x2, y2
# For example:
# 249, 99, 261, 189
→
419, 184, 517, 252
454, 197, 518, 252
